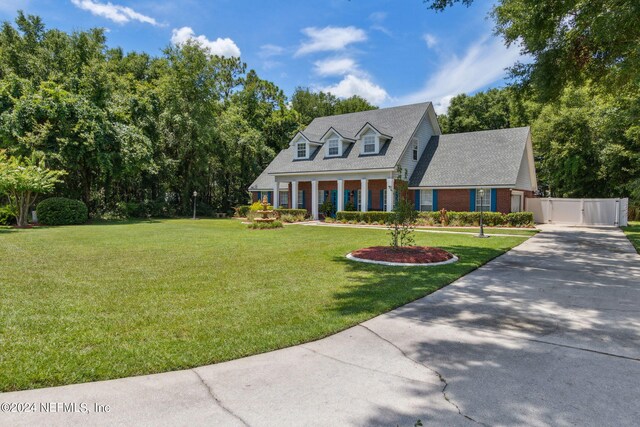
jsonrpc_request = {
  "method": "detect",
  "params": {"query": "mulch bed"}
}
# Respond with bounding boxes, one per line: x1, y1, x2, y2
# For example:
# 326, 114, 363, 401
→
350, 246, 454, 264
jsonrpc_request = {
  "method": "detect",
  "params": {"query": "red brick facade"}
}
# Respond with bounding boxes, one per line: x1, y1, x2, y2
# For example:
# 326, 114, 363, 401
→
252, 185, 531, 214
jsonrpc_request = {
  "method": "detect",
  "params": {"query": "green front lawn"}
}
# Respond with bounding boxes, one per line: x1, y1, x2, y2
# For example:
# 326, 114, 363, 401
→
0, 219, 528, 391
623, 221, 640, 253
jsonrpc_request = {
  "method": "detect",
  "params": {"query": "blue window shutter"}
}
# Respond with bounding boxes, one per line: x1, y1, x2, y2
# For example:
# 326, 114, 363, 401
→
491, 188, 497, 212
414, 190, 420, 210
257, 191, 261, 201
380, 189, 384, 210
344, 190, 349, 207
267, 191, 272, 204
368, 190, 372, 210
354, 190, 359, 210
469, 189, 476, 212
433, 189, 438, 211
331, 190, 337, 206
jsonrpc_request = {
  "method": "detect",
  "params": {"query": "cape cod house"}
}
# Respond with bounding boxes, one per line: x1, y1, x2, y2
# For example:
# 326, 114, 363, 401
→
249, 102, 537, 219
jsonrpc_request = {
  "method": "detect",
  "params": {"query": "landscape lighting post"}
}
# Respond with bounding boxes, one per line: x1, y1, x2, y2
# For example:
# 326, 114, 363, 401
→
477, 188, 487, 238
192, 191, 198, 220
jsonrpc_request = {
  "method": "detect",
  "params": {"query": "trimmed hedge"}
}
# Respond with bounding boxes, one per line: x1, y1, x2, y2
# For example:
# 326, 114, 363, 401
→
418, 211, 534, 227
36, 197, 88, 226
336, 211, 394, 223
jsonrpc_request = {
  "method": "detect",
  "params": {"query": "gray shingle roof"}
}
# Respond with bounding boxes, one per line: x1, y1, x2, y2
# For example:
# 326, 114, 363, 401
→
248, 164, 287, 191
265, 102, 431, 175
409, 127, 530, 188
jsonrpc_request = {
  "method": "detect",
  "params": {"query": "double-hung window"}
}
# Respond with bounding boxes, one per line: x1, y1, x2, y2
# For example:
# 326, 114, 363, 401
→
279, 191, 289, 208
363, 135, 376, 154
328, 137, 339, 156
297, 190, 304, 208
420, 190, 433, 211
475, 189, 491, 212
296, 142, 307, 159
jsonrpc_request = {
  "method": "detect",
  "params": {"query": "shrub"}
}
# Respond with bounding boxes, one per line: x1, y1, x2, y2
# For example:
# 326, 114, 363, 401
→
0, 204, 16, 225
235, 205, 251, 217
344, 201, 356, 211
335, 211, 395, 224
320, 199, 334, 217
324, 217, 335, 223
274, 208, 307, 218
250, 201, 272, 211
505, 212, 534, 227
248, 220, 283, 229
36, 197, 88, 225
279, 214, 305, 223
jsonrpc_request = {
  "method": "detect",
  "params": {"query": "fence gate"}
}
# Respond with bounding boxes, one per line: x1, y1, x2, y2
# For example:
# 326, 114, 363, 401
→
526, 198, 628, 226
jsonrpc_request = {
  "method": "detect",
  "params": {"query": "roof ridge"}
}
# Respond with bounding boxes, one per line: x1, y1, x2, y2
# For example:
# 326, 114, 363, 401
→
441, 126, 530, 138
306, 101, 432, 123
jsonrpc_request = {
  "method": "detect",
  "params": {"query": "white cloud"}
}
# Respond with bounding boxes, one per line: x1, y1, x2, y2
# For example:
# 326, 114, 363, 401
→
296, 26, 367, 56
70, 0, 160, 26
322, 74, 388, 105
314, 57, 358, 76
369, 11, 392, 36
259, 44, 285, 58
399, 37, 523, 113
171, 27, 241, 58
423, 33, 438, 49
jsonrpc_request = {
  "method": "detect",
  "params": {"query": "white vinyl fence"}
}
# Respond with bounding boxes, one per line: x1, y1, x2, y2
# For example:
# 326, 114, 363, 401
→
526, 197, 628, 226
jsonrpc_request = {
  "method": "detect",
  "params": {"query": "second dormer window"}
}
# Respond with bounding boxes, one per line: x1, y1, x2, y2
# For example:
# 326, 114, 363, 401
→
297, 142, 307, 159
328, 137, 339, 156
363, 135, 376, 154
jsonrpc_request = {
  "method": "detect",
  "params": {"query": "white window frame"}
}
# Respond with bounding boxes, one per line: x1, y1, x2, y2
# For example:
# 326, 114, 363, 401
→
297, 190, 304, 209
327, 136, 340, 156
420, 189, 433, 211
279, 191, 289, 208
318, 190, 326, 211
475, 189, 491, 212
363, 135, 376, 154
412, 139, 418, 161
296, 142, 307, 159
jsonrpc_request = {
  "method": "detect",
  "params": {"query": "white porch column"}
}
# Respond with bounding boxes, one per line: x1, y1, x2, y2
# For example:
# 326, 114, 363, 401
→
311, 179, 319, 220
361, 178, 368, 212
291, 181, 298, 210
337, 179, 344, 212
386, 178, 394, 212
273, 181, 280, 208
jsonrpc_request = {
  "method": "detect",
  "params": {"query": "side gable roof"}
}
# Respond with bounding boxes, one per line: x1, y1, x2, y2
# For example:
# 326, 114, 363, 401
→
409, 127, 531, 188
267, 102, 433, 175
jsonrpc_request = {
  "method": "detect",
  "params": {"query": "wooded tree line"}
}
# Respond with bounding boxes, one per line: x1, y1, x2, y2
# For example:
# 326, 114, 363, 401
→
0, 12, 376, 216
432, 0, 639, 204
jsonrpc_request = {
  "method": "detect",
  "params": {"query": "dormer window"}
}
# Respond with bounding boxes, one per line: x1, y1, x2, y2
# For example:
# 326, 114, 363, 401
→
363, 135, 376, 154
296, 142, 307, 159
327, 137, 340, 156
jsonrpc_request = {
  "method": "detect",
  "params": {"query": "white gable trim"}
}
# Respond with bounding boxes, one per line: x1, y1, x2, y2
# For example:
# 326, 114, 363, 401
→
354, 122, 392, 139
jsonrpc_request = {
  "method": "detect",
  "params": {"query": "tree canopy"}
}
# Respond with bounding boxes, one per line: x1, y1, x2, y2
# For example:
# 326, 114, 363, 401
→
0, 12, 377, 216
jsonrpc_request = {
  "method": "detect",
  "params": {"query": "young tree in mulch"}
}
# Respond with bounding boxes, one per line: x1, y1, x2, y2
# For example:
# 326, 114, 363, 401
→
388, 167, 417, 248
0, 151, 65, 227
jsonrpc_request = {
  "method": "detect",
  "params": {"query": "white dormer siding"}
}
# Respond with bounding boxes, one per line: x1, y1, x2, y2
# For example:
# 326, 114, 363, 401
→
360, 129, 380, 155
398, 114, 436, 178
324, 131, 343, 157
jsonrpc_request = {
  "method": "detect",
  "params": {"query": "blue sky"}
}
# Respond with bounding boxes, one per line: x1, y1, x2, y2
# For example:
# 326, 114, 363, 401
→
0, 0, 525, 113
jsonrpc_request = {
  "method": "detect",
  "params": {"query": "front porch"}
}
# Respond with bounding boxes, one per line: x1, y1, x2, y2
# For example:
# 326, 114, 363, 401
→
274, 176, 397, 220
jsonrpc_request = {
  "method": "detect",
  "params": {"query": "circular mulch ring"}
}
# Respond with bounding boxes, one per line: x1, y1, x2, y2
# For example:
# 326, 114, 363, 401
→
347, 246, 458, 267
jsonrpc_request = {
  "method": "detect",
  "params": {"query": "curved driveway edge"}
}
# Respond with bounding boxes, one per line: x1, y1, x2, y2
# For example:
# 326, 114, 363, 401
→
2, 225, 639, 426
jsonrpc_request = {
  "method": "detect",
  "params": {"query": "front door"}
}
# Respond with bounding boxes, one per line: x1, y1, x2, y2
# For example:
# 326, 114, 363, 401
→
511, 195, 522, 212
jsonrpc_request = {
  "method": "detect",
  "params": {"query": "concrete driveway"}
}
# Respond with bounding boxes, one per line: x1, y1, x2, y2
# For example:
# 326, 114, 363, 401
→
2, 225, 639, 426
